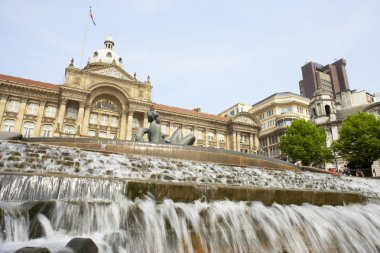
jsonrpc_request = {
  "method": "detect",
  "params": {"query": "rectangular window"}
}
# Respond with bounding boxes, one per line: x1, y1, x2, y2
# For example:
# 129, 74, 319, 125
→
208, 131, 215, 141
132, 118, 140, 129
100, 115, 109, 125
110, 116, 118, 127
218, 133, 225, 142
161, 124, 169, 135
183, 126, 193, 136
26, 102, 39, 115
45, 105, 57, 118
65, 107, 78, 119
7, 99, 20, 112
90, 113, 98, 124
196, 129, 204, 140
240, 134, 249, 144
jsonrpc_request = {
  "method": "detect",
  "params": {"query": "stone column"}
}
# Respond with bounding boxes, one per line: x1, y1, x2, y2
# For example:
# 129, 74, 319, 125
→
143, 113, 148, 128
35, 100, 47, 136
249, 133, 254, 153
215, 129, 219, 148
142, 113, 149, 141
76, 102, 85, 133
169, 122, 175, 136
14, 98, 28, 133
254, 134, 259, 152
119, 110, 127, 140
0, 94, 9, 123
204, 128, 209, 147
56, 99, 67, 132
82, 104, 91, 135
126, 110, 134, 140
232, 131, 237, 151
236, 131, 241, 152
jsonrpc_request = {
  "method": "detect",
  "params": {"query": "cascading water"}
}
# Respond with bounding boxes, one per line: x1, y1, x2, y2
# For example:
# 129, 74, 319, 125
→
2, 197, 380, 253
1, 141, 380, 252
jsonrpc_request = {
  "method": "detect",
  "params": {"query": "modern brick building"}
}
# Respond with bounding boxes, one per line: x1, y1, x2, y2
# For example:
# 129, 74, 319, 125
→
299, 59, 350, 99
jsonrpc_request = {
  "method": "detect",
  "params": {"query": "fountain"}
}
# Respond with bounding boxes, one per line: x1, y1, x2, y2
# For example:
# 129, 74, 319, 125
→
1, 130, 380, 252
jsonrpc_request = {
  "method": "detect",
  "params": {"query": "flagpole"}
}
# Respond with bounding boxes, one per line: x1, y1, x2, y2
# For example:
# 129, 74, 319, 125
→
80, 19, 90, 68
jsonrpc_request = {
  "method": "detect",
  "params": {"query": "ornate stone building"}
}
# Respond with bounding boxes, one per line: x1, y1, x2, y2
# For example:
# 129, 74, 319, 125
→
249, 92, 310, 159
309, 88, 380, 174
0, 35, 260, 151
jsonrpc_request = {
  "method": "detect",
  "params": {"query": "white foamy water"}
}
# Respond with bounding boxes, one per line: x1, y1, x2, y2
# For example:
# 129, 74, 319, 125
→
1, 198, 380, 253
1, 141, 380, 198
2, 141, 380, 252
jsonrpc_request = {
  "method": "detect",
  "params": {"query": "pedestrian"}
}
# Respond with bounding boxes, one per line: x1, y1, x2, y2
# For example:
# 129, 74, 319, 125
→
343, 165, 351, 176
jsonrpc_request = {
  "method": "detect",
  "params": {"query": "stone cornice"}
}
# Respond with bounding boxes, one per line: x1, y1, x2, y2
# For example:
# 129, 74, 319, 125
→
0, 83, 59, 102
0, 81, 58, 95
157, 109, 228, 126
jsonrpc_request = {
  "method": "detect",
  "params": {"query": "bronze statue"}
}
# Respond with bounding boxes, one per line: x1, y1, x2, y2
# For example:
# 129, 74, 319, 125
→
136, 108, 196, 145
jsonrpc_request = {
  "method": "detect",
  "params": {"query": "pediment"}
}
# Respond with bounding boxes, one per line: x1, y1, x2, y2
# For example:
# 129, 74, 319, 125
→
89, 66, 133, 80
231, 112, 260, 126
234, 116, 255, 124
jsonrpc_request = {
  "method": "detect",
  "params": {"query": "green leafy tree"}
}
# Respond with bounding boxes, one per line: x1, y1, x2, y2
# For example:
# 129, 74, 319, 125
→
331, 112, 380, 168
279, 119, 333, 166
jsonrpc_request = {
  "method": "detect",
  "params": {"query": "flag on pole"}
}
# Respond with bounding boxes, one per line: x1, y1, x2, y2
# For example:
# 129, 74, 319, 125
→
89, 6, 96, 25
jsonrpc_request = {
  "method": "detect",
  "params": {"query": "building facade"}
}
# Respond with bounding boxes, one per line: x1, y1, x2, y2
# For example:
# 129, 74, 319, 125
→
0, 35, 261, 152
309, 88, 380, 174
249, 92, 310, 159
299, 59, 350, 99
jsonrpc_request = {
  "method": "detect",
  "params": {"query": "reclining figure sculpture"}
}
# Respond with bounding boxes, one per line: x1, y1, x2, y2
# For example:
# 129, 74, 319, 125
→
136, 108, 196, 145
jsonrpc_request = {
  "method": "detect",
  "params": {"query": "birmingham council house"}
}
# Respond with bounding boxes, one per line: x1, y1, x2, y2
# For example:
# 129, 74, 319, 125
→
0, 35, 261, 152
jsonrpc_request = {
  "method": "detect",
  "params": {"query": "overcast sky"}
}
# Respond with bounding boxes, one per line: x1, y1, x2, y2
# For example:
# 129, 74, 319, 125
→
1, 1, 379, 114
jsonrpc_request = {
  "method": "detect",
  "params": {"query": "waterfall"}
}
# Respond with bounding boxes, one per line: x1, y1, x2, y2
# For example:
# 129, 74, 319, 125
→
2, 198, 380, 253
1, 142, 380, 252
0, 175, 127, 202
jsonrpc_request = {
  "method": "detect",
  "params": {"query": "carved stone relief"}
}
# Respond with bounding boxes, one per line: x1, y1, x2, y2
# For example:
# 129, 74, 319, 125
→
91, 67, 129, 80
234, 116, 254, 124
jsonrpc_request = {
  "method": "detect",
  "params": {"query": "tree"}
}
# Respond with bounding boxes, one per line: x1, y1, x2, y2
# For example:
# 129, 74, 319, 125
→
279, 119, 333, 166
331, 112, 380, 169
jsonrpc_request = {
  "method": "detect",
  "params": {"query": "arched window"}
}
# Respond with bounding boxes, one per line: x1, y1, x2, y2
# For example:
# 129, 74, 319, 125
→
23, 122, 35, 137
88, 130, 96, 137
325, 105, 331, 116
40, 124, 53, 137
63, 125, 76, 134
312, 108, 317, 116
2, 119, 15, 132
106, 52, 112, 58
99, 131, 107, 138
93, 51, 99, 57
92, 99, 119, 112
